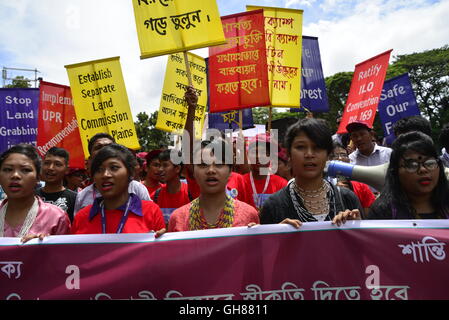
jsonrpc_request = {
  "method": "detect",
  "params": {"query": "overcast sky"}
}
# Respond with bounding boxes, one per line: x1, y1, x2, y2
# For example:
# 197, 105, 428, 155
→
1, 0, 448, 118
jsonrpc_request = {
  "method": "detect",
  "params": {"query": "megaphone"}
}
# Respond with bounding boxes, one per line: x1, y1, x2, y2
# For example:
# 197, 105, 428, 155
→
326, 161, 389, 191
326, 161, 449, 192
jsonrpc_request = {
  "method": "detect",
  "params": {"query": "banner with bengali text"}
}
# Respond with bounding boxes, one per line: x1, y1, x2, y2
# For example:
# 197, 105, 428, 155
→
337, 50, 392, 134
156, 52, 206, 139
378, 73, 420, 146
1, 220, 449, 300
209, 10, 270, 112
132, 0, 226, 59
208, 108, 254, 132
65, 57, 140, 157
0, 88, 39, 154
246, 6, 303, 108
36, 81, 85, 168
291, 36, 329, 113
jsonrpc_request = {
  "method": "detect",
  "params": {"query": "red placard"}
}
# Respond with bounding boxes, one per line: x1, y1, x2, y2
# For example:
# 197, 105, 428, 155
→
37, 81, 85, 168
209, 10, 270, 113
338, 50, 392, 134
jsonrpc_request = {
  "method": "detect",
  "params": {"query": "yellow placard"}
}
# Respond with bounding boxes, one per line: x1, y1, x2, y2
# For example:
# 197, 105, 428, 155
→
156, 52, 206, 139
247, 5, 303, 107
132, 0, 227, 59
65, 57, 140, 158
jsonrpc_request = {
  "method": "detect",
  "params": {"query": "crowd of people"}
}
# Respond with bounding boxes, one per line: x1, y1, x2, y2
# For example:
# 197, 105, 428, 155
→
1, 87, 449, 242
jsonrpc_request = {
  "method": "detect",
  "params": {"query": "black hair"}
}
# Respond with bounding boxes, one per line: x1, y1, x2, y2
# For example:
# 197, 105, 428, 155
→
45, 147, 69, 165
284, 118, 333, 155
340, 133, 351, 149
439, 123, 449, 150
87, 132, 115, 156
0, 143, 42, 176
159, 149, 184, 174
90, 143, 137, 179
374, 131, 449, 218
194, 138, 233, 167
393, 115, 432, 137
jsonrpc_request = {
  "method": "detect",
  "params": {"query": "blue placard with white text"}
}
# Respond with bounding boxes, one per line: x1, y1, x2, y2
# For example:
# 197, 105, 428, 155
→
0, 88, 39, 153
377, 73, 420, 145
291, 36, 329, 113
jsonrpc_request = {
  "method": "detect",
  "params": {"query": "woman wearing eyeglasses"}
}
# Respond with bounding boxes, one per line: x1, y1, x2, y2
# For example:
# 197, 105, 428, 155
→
367, 131, 449, 219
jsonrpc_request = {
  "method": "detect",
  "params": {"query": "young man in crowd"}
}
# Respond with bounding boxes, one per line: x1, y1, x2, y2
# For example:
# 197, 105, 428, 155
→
152, 149, 191, 225
142, 149, 164, 195
73, 132, 151, 215
36, 147, 77, 222
65, 167, 88, 192
347, 121, 392, 167
242, 135, 287, 211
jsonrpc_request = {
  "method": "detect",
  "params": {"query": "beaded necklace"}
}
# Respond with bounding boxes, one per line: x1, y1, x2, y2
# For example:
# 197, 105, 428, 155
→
188, 195, 235, 230
294, 180, 330, 215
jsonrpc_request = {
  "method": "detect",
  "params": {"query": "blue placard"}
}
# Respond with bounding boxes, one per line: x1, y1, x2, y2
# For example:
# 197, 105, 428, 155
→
291, 36, 329, 113
378, 73, 420, 145
0, 88, 39, 153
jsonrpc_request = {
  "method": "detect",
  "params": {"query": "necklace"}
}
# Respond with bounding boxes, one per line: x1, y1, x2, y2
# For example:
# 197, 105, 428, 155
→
189, 195, 235, 230
0, 198, 39, 237
295, 181, 330, 215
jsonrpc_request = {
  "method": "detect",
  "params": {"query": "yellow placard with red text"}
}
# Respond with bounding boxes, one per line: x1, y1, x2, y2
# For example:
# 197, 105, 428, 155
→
132, 0, 226, 59
156, 52, 206, 139
65, 57, 140, 158
247, 5, 303, 108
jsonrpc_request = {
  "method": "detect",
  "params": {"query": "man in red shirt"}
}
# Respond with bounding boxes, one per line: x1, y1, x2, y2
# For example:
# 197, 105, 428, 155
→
142, 149, 164, 196
152, 149, 191, 225
243, 134, 287, 211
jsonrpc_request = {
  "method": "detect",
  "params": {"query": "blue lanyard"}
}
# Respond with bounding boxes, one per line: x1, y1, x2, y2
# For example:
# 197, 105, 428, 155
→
100, 197, 132, 234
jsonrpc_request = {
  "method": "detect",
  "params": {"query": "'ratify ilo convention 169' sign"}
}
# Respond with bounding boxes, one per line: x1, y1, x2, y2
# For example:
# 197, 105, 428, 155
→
338, 50, 392, 134
65, 57, 140, 158
0, 88, 39, 154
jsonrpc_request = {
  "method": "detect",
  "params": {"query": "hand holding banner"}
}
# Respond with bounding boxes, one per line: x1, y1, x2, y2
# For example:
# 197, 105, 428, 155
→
132, 0, 226, 59
65, 57, 140, 157
338, 50, 392, 134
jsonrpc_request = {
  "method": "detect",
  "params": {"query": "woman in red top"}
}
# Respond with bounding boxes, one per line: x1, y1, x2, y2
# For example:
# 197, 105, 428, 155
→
71, 144, 165, 235
168, 139, 259, 232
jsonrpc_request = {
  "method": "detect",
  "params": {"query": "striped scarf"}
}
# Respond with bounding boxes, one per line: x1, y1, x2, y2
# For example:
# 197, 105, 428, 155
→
188, 195, 235, 230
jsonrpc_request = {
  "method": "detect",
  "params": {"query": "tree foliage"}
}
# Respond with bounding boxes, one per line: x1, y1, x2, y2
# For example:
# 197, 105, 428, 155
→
4, 76, 32, 88
134, 111, 171, 152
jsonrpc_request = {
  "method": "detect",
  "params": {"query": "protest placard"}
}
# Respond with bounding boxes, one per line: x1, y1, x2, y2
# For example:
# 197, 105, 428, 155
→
209, 10, 270, 112
65, 57, 140, 157
0, 88, 39, 153
246, 5, 303, 108
378, 73, 421, 145
132, 0, 226, 59
156, 52, 206, 139
338, 50, 392, 133
36, 81, 85, 168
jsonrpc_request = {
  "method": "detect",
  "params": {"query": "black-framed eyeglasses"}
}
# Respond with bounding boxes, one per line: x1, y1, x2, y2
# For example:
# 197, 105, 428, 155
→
399, 158, 439, 173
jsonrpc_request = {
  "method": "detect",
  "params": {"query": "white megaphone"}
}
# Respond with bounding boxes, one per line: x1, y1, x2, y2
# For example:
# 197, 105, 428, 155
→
326, 161, 389, 191
326, 161, 449, 192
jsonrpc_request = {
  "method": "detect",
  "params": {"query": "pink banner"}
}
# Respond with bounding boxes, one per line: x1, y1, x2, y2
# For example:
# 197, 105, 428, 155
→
1, 220, 448, 300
